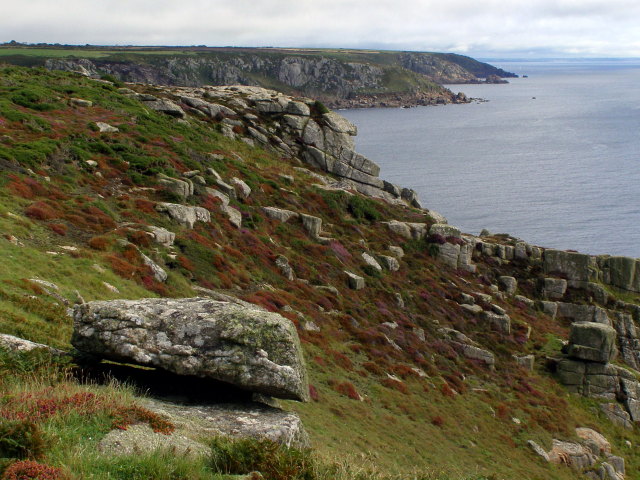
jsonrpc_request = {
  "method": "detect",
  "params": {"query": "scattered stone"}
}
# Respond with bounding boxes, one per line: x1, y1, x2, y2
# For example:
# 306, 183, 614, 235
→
300, 214, 329, 241
575, 427, 611, 456
141, 253, 168, 282
461, 304, 483, 315
72, 297, 309, 401
361, 252, 382, 271
395, 293, 405, 309
275, 255, 295, 281
378, 255, 399, 272
459, 293, 475, 305
429, 224, 461, 238
314, 285, 340, 296
458, 344, 496, 367
0, 333, 64, 355
426, 210, 448, 224
155, 203, 210, 229
527, 440, 550, 462
302, 321, 320, 332
514, 354, 535, 371
70, 98, 92, 107
514, 295, 535, 308
95, 122, 119, 133
345, 271, 365, 290
482, 311, 511, 334
498, 276, 517, 295
29, 278, 60, 291
490, 304, 506, 315
388, 245, 404, 258
231, 177, 252, 199
538, 300, 558, 319
223, 205, 242, 229
262, 207, 299, 223
157, 174, 194, 199
143, 98, 186, 118
148, 226, 175, 247
102, 282, 120, 293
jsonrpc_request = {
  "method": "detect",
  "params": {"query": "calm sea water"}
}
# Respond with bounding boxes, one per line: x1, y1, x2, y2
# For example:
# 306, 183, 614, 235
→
340, 60, 640, 257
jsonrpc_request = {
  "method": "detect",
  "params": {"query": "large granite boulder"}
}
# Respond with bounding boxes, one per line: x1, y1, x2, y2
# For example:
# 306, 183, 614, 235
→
72, 298, 309, 401
567, 322, 617, 364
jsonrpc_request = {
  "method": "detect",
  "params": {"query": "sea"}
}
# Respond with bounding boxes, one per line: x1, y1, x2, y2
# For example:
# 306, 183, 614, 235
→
340, 59, 640, 258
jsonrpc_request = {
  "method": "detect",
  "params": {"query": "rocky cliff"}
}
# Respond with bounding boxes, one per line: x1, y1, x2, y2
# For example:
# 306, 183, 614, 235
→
11, 47, 517, 108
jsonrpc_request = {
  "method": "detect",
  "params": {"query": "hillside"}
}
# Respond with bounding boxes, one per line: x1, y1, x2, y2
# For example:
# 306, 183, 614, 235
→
0, 45, 515, 108
0, 66, 639, 480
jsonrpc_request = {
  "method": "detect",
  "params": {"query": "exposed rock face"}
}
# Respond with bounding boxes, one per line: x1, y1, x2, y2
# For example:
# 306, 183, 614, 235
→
72, 298, 309, 401
143, 398, 309, 448
44, 53, 472, 109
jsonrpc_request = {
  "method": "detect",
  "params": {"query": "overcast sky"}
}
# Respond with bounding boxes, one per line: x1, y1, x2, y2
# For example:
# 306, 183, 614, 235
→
2, 0, 639, 58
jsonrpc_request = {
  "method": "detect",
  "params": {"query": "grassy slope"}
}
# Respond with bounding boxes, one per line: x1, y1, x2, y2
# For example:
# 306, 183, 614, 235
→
0, 66, 637, 479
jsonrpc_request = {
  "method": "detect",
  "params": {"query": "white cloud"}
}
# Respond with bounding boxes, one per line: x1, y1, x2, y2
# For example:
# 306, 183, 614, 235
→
2, 0, 640, 57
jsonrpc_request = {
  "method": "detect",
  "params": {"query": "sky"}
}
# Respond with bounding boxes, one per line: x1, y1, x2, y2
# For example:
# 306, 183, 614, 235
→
2, 0, 640, 58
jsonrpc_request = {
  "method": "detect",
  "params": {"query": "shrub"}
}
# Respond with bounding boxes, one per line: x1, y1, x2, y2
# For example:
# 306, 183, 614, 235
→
440, 382, 456, 398
208, 437, 316, 480
127, 230, 152, 248
309, 385, 320, 402
47, 224, 67, 236
381, 378, 409, 395
362, 265, 381, 278
1, 460, 66, 480
362, 362, 383, 376
10, 88, 63, 112
431, 415, 445, 427
110, 405, 174, 434
328, 380, 361, 400
88, 236, 110, 251
328, 241, 352, 262
347, 196, 380, 222
0, 420, 48, 460
24, 202, 58, 221
313, 100, 330, 115
329, 350, 353, 371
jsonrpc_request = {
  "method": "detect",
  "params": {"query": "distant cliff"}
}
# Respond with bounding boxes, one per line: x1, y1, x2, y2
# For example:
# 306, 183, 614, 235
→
19, 47, 517, 108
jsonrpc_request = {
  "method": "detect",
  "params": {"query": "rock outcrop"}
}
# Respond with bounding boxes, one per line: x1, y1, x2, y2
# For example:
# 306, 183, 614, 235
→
528, 428, 625, 479
72, 297, 309, 401
41, 50, 514, 109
